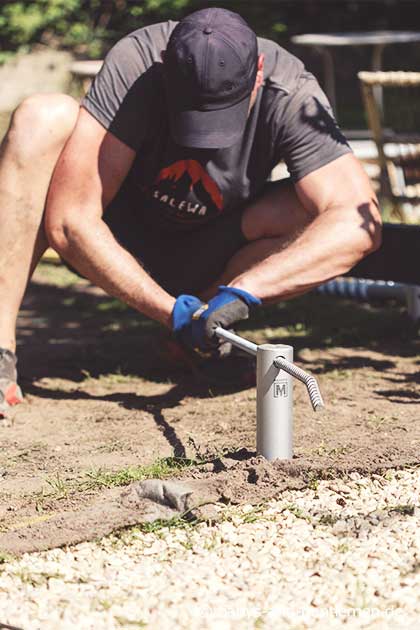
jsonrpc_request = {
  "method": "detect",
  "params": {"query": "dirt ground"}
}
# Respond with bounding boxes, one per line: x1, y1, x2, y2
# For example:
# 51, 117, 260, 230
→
0, 258, 419, 554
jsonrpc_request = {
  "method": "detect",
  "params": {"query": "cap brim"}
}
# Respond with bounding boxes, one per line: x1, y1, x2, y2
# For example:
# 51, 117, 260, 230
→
169, 94, 251, 149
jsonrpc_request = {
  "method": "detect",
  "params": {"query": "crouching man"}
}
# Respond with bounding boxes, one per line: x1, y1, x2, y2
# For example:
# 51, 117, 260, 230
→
0, 8, 381, 414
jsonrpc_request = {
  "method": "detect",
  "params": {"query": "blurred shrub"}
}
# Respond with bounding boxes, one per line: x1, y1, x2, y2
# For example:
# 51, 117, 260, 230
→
1, 0, 418, 61
0, 0, 289, 59
0, 0, 192, 58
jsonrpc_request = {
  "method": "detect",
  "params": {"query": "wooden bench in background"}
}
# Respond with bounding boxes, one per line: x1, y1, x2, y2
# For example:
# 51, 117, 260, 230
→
70, 60, 103, 94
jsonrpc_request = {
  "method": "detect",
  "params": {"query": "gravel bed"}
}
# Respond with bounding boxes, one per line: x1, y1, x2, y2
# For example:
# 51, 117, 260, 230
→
0, 467, 419, 630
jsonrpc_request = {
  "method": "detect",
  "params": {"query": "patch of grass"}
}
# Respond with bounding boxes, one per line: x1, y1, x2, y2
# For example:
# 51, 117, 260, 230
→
307, 474, 320, 492
95, 298, 129, 312
102, 322, 123, 332
303, 468, 340, 489
202, 532, 220, 551
45, 472, 70, 499
112, 502, 278, 542
178, 536, 194, 550
34, 259, 83, 288
115, 617, 147, 628
318, 513, 339, 526
286, 321, 310, 337
30, 455, 208, 512
128, 514, 202, 536
34, 488, 48, 512
318, 514, 340, 525
366, 413, 398, 431
283, 504, 312, 522
7, 442, 49, 466
82, 456, 203, 491
62, 297, 77, 306
118, 503, 273, 540
12, 568, 64, 587
96, 372, 140, 385
81, 368, 146, 387
0, 52, 14, 66
219, 502, 273, 526
336, 542, 350, 553
95, 440, 126, 454
326, 369, 353, 380
34, 474, 75, 510
387, 504, 416, 516
239, 504, 269, 524
312, 442, 351, 457
353, 578, 370, 610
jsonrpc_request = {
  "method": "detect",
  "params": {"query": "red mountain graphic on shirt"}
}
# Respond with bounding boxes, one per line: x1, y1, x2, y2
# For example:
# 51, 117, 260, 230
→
155, 160, 223, 211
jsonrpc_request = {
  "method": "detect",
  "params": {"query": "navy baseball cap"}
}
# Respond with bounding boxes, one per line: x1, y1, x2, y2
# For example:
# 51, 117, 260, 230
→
162, 7, 258, 149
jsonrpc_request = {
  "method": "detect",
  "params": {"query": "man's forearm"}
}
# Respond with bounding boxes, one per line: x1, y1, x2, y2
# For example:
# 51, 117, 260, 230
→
229, 202, 382, 303
48, 217, 175, 327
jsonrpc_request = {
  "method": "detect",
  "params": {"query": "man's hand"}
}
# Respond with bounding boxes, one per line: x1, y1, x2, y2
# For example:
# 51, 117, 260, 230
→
172, 294, 205, 349
172, 286, 261, 351
201, 286, 261, 343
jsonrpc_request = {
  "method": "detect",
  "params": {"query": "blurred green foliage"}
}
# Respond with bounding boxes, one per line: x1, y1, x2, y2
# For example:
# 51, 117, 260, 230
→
0, 0, 192, 58
0, 0, 295, 60
0, 0, 418, 129
0, 0, 419, 61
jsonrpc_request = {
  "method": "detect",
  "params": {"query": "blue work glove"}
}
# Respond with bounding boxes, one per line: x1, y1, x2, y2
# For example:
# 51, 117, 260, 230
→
200, 286, 262, 347
171, 294, 205, 349
172, 287, 261, 351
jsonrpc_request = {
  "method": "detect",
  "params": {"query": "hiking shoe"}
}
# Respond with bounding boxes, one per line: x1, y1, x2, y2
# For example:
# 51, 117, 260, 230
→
0, 348, 23, 417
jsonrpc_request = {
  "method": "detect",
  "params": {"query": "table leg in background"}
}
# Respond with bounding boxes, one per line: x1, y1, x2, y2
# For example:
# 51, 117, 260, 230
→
315, 45, 337, 116
372, 43, 386, 112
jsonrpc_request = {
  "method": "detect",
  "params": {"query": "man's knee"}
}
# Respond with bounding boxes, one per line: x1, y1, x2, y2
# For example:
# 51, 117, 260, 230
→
6, 94, 79, 165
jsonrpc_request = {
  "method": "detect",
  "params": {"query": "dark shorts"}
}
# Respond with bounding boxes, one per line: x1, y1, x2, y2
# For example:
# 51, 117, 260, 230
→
102, 191, 249, 296
65, 178, 290, 296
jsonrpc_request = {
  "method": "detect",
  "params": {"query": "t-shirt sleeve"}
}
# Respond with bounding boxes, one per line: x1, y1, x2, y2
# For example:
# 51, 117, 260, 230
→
81, 33, 164, 151
273, 77, 352, 182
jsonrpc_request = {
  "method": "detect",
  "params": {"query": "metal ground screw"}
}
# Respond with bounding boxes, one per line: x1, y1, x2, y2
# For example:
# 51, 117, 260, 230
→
215, 327, 324, 460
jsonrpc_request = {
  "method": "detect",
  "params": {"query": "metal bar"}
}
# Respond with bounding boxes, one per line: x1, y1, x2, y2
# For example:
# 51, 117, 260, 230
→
317, 277, 420, 321
214, 327, 258, 356
273, 357, 324, 412
406, 285, 420, 320
371, 43, 386, 114
317, 277, 408, 301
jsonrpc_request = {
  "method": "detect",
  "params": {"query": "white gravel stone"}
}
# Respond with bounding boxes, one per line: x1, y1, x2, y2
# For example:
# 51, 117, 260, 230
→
0, 467, 419, 629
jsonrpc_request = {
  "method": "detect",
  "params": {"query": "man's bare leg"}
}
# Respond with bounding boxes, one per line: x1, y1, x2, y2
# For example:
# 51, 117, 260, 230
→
0, 93, 79, 352
200, 179, 314, 301
0, 93, 79, 412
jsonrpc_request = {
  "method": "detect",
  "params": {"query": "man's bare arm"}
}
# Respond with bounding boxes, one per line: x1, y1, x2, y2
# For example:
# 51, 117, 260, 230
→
45, 108, 175, 327
229, 153, 382, 302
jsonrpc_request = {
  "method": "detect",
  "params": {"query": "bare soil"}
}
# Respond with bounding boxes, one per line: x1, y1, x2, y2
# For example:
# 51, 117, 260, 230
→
0, 259, 419, 554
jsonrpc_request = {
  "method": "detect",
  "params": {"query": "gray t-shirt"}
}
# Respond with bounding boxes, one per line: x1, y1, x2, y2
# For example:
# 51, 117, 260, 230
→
82, 21, 351, 230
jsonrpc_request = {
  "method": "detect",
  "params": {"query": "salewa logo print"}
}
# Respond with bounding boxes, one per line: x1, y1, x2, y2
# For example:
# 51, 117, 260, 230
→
151, 160, 223, 223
